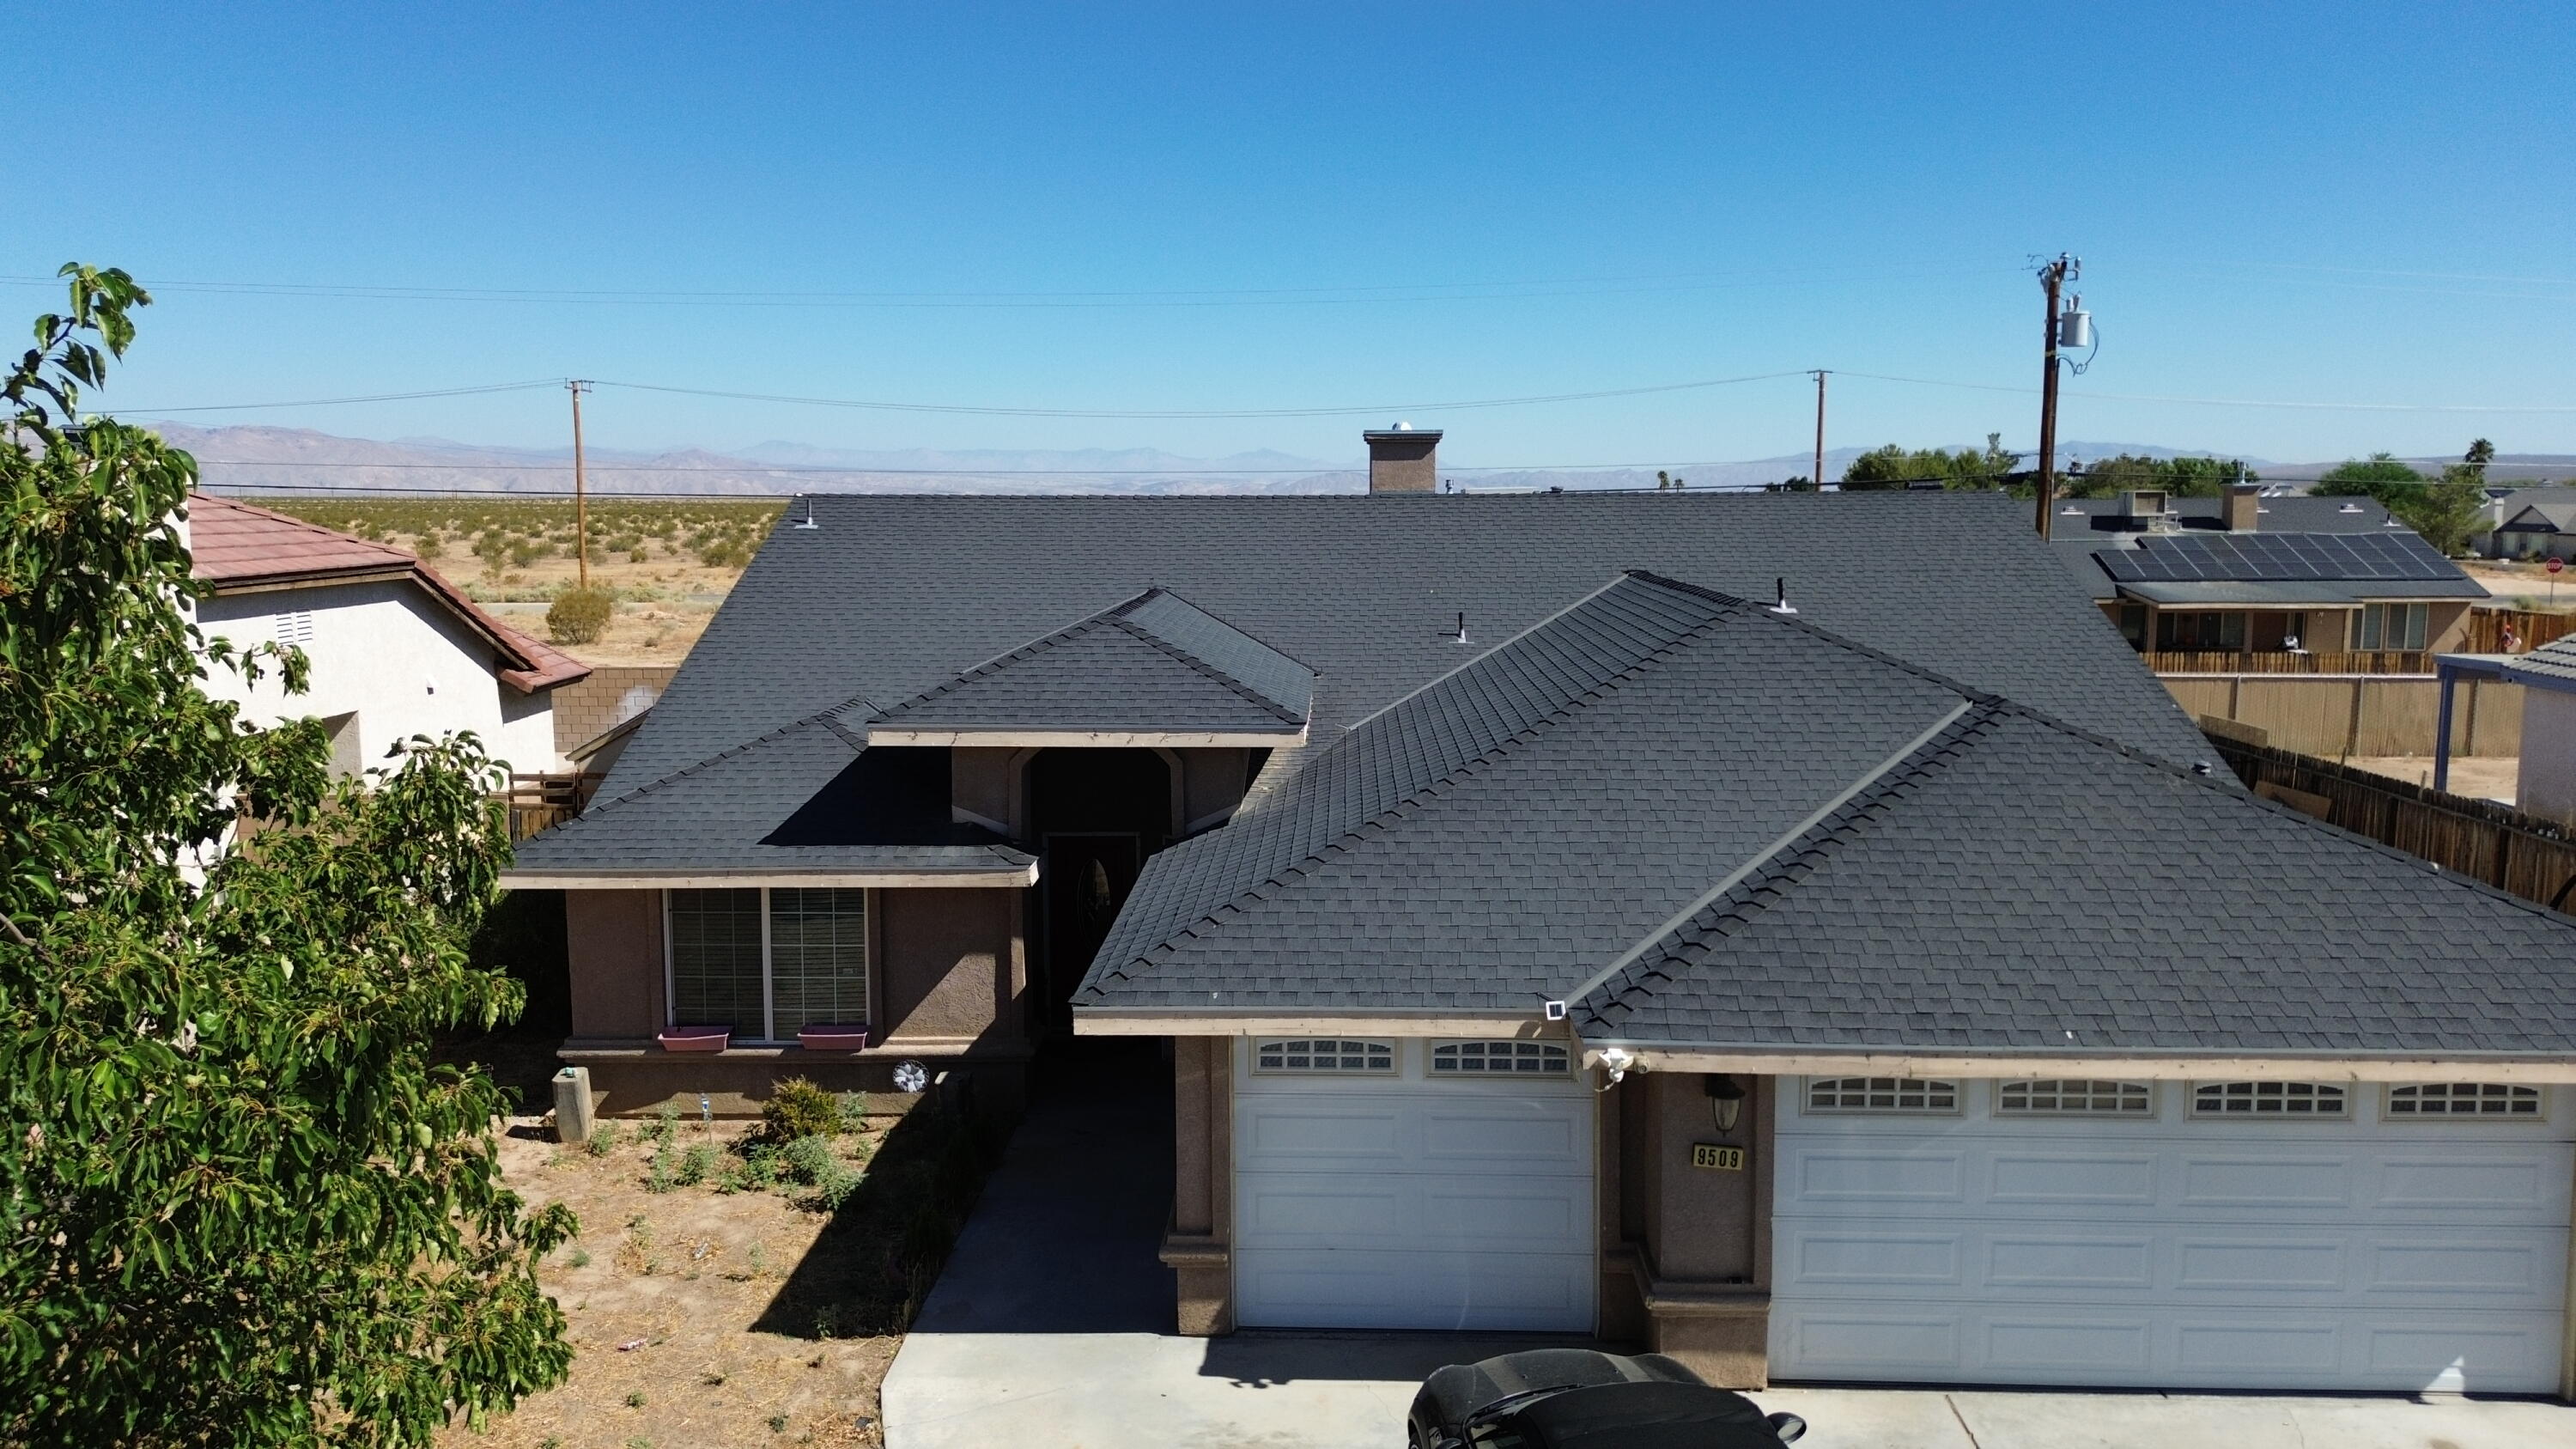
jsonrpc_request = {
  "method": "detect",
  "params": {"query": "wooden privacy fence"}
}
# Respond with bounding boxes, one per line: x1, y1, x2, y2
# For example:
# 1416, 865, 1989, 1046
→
2144, 649, 2429, 676
2164, 673, 2522, 759
2463, 606, 2576, 654
2211, 737, 2576, 913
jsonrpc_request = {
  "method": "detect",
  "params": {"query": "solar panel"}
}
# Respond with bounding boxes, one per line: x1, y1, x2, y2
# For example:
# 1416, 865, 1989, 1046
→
2096, 530, 2455, 583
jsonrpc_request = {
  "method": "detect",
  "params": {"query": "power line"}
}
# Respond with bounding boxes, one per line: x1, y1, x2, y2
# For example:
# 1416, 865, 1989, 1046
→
590, 373, 1809, 419
0, 262, 2014, 309
94, 379, 563, 414
1833, 371, 2576, 414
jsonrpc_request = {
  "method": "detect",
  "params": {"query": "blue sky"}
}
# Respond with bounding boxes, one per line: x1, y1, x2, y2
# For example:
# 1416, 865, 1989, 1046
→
13, 2, 2574, 470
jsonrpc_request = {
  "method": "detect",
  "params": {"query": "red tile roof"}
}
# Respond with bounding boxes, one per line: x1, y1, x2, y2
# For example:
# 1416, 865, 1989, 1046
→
185, 493, 592, 694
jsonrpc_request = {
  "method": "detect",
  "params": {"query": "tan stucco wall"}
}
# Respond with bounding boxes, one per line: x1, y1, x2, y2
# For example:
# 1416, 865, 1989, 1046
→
1166, 1036, 1235, 1335
879, 887, 1024, 1050
951, 747, 1016, 831
566, 889, 664, 1039
1176, 748, 1255, 828
1621, 1071, 1777, 1387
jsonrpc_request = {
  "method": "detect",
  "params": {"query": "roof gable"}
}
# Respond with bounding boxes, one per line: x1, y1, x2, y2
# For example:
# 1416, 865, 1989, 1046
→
860, 588, 1314, 740
185, 494, 589, 694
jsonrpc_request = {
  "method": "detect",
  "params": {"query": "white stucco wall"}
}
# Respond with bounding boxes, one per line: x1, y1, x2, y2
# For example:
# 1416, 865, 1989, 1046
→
2518, 687, 2576, 827
195, 579, 562, 775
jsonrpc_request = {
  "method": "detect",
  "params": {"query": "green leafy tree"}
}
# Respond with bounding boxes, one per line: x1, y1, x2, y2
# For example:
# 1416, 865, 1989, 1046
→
2391, 440, 2496, 556
1, 267, 574, 1445
2312, 452, 2428, 512
1840, 433, 2021, 490
2062, 453, 2259, 500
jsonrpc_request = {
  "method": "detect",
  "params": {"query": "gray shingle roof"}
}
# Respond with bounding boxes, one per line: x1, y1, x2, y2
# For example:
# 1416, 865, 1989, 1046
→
862, 588, 1310, 735
1579, 706, 2576, 1055
600, 492, 2212, 799
2048, 496, 2403, 600
1077, 571, 2576, 1056
2502, 635, 2576, 689
509, 721, 1030, 876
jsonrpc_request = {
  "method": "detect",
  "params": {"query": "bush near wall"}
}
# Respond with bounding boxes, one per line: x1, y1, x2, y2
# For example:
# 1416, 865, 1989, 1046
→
548, 587, 615, 644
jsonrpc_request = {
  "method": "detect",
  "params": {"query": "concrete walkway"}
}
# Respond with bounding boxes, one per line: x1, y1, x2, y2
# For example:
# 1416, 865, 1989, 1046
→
885, 1053, 2575, 1448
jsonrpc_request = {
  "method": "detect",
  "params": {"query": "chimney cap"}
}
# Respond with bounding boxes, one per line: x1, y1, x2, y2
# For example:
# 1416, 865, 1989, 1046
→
1363, 426, 1443, 442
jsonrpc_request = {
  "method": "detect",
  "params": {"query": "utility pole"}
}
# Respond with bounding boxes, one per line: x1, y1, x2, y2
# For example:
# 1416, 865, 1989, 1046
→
2033, 254, 2075, 539
567, 379, 592, 588
1810, 370, 1828, 489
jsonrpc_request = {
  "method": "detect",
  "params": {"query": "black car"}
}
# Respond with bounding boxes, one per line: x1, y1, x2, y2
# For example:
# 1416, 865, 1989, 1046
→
1408, 1349, 1807, 1449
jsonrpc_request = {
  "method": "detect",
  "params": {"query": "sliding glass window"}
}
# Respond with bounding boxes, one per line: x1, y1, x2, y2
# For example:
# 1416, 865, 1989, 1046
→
769, 887, 869, 1036
665, 887, 869, 1041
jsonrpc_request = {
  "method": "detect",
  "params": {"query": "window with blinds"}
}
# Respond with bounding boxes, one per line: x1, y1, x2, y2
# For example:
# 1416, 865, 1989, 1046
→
667, 888, 766, 1034
769, 887, 868, 1035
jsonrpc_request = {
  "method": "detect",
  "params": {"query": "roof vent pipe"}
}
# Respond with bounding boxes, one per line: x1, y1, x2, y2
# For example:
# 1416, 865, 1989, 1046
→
792, 494, 820, 529
1768, 577, 1798, 616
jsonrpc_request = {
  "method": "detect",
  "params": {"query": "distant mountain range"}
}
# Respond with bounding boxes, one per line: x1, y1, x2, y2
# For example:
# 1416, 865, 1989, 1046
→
152, 422, 2568, 496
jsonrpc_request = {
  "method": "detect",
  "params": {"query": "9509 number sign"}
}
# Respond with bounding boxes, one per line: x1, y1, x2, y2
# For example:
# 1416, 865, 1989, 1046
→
1691, 1143, 1746, 1172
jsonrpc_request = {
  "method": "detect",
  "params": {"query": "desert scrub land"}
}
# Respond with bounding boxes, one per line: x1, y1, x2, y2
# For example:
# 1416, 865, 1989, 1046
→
239, 496, 787, 666
442, 1087, 999, 1449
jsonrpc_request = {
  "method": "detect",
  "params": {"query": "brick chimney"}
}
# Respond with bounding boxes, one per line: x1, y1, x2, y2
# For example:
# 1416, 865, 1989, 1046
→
2222, 483, 2260, 532
1364, 423, 1441, 494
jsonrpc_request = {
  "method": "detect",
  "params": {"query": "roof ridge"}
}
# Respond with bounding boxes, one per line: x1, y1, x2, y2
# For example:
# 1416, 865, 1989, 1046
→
1103, 614, 1307, 725
1085, 596, 1742, 992
554, 709, 856, 828
862, 592, 1151, 722
1577, 704, 2004, 1028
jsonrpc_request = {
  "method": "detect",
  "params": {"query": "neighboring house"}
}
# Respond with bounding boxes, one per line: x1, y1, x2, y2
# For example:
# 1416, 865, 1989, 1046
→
2435, 635, 2576, 825
187, 493, 589, 776
2473, 484, 2576, 560
512, 442, 2576, 1398
2050, 485, 2487, 656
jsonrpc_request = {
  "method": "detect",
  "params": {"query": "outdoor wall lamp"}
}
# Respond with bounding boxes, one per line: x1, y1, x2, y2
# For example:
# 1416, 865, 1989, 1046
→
1707, 1073, 1747, 1135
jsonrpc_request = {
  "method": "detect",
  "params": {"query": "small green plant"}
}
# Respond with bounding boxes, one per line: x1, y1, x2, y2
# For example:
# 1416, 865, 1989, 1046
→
548, 585, 616, 644
747, 1242, 769, 1275
766, 1416, 789, 1434
762, 1076, 841, 1141
650, 1100, 680, 1145
567, 1249, 591, 1269
586, 1122, 622, 1157
784, 1134, 864, 1210
678, 1141, 720, 1186
812, 1304, 843, 1340
624, 1391, 647, 1408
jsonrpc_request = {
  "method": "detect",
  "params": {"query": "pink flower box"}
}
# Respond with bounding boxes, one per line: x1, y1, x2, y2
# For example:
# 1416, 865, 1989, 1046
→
657, 1026, 731, 1053
798, 1024, 873, 1052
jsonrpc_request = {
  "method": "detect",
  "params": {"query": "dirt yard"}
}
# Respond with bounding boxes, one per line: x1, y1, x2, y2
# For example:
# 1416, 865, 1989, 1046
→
2346, 754, 2518, 806
246, 496, 778, 667
442, 1095, 997, 1449
2462, 558, 2576, 612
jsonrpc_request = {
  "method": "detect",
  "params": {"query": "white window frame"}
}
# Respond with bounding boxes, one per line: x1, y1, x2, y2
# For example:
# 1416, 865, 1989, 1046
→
1251, 1038, 1398, 1075
2190, 1081, 2350, 1118
1803, 1076, 1962, 1115
661, 886, 872, 1044
2384, 1082, 2547, 1121
1431, 1040, 1571, 1075
1996, 1080, 2155, 1117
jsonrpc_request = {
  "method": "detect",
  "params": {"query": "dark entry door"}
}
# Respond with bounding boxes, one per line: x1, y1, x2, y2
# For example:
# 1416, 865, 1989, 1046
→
1041, 831, 1142, 1033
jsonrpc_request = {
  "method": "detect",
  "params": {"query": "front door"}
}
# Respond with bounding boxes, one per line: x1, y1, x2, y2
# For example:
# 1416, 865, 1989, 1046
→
1040, 831, 1141, 1033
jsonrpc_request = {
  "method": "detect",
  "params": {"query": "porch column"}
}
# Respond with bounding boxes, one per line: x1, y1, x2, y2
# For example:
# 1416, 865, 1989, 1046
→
1633, 1072, 1775, 1387
1163, 1035, 1233, 1335
2434, 669, 2458, 793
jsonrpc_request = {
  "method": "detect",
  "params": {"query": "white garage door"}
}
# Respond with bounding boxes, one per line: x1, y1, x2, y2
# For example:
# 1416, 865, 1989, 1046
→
1771, 1078, 2572, 1393
1232, 1037, 1596, 1331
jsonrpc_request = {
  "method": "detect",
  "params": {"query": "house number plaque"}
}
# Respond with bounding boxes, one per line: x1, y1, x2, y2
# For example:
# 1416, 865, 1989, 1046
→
1691, 1143, 1746, 1172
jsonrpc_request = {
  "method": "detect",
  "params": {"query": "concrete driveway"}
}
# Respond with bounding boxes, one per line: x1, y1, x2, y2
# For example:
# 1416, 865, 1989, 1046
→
884, 1050, 2575, 1448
